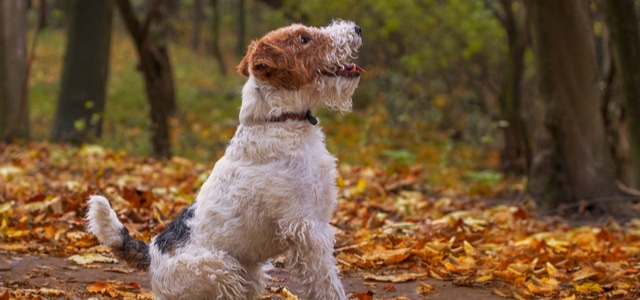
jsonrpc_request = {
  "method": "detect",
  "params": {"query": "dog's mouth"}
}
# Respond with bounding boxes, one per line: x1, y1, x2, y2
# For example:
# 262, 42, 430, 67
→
321, 63, 366, 78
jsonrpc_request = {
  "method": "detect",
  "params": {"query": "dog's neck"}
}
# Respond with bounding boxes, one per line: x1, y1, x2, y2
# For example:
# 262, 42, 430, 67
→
240, 76, 321, 126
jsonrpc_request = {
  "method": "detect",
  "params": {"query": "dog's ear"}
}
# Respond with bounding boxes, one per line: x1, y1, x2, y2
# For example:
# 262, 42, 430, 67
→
250, 42, 287, 79
242, 41, 306, 90
237, 41, 257, 77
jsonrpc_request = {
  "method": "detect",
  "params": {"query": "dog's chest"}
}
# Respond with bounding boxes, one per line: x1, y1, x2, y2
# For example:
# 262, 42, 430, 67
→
190, 124, 337, 254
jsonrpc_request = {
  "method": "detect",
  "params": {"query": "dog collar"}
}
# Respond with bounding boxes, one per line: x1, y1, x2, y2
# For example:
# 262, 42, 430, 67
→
268, 110, 318, 125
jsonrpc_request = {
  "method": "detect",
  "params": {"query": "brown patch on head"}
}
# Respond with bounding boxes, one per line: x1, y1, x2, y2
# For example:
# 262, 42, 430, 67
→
237, 24, 332, 90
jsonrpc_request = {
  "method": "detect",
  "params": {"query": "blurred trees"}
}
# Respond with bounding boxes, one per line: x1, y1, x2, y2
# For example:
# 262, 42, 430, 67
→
604, 0, 640, 189
115, 0, 176, 158
51, 0, 112, 144
0, 1, 29, 142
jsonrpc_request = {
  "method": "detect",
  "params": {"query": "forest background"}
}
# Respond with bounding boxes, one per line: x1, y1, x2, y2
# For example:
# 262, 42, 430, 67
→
3, 0, 640, 213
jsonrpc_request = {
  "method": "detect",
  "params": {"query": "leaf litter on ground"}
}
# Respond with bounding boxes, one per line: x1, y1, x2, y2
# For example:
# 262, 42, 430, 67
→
1, 142, 640, 299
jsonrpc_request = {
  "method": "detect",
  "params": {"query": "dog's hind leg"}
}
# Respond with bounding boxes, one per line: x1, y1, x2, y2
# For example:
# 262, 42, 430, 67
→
281, 220, 347, 300
149, 246, 255, 300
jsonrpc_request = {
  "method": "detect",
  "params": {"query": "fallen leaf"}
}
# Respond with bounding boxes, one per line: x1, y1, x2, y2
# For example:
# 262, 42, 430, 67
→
68, 253, 119, 265
574, 282, 603, 293
362, 272, 428, 283
382, 284, 396, 291
280, 287, 299, 300
417, 282, 435, 295
352, 291, 374, 300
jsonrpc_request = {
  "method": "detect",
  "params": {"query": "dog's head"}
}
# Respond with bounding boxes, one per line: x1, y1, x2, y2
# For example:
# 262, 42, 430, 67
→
237, 20, 364, 123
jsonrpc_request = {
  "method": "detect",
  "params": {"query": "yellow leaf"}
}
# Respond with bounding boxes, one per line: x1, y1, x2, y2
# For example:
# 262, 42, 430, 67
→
280, 287, 299, 300
525, 277, 559, 295
36, 288, 66, 296
463, 240, 476, 256
507, 262, 530, 275
68, 253, 119, 265
442, 256, 476, 274
574, 282, 603, 293
475, 273, 493, 283
546, 262, 558, 277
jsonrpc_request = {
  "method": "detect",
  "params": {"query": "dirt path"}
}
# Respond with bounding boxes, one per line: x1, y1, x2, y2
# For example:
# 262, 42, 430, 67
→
0, 253, 502, 299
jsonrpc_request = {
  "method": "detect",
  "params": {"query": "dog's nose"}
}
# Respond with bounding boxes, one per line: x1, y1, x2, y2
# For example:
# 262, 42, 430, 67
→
354, 26, 362, 37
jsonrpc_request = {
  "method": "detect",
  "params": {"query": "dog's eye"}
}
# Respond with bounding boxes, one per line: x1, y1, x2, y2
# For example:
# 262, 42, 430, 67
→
300, 36, 311, 45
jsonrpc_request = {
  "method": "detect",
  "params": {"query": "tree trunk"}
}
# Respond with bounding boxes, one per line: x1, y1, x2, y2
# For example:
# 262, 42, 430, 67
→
492, 0, 531, 176
51, 0, 112, 144
604, 0, 640, 189
38, 0, 48, 30
209, 0, 226, 75
0, 1, 29, 142
237, 0, 245, 54
115, 0, 176, 158
191, 0, 202, 51
526, 0, 626, 214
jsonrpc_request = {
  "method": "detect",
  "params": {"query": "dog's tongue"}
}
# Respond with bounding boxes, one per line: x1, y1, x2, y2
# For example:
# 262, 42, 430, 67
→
345, 63, 366, 74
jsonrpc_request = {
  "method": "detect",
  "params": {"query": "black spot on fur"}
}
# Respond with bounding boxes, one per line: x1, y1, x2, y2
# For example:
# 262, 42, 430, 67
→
113, 227, 151, 270
154, 204, 196, 255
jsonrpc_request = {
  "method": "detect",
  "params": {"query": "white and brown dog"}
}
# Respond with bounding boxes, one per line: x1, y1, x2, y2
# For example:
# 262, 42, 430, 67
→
87, 20, 364, 299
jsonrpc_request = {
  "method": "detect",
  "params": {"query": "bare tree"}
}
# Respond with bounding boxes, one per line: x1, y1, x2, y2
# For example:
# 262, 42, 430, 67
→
0, 1, 29, 142
51, 0, 112, 144
114, 0, 176, 158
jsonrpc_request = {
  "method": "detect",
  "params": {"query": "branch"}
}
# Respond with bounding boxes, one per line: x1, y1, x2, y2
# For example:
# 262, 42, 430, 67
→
113, 0, 143, 44
140, 0, 164, 41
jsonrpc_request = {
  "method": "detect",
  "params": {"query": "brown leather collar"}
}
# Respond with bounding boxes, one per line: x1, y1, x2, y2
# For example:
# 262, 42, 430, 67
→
267, 110, 318, 125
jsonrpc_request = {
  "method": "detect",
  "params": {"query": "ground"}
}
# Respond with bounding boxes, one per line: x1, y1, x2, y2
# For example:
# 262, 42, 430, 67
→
0, 253, 501, 299
2, 143, 640, 299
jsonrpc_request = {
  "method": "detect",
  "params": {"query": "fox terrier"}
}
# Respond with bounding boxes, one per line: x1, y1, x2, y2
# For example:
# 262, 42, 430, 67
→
87, 20, 364, 299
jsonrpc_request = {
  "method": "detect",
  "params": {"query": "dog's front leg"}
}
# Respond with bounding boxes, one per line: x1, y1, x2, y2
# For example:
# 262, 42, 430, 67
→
279, 219, 346, 300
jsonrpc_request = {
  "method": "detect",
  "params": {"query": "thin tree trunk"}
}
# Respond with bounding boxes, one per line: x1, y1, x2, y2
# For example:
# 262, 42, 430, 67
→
38, 0, 47, 30
237, 0, 245, 55
0, 1, 29, 142
604, 0, 640, 189
492, 0, 530, 176
115, 0, 175, 158
526, 0, 628, 215
209, 0, 226, 75
51, 0, 112, 144
191, 0, 202, 51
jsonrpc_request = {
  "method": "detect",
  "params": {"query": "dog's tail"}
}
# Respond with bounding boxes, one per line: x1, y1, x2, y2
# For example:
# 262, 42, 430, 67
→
86, 195, 151, 270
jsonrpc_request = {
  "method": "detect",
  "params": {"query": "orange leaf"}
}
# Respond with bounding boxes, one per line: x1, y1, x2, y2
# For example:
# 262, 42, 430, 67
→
87, 281, 111, 294
352, 291, 374, 300
383, 284, 396, 292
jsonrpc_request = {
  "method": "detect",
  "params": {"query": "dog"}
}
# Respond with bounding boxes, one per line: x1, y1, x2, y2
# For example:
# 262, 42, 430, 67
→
86, 20, 364, 299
